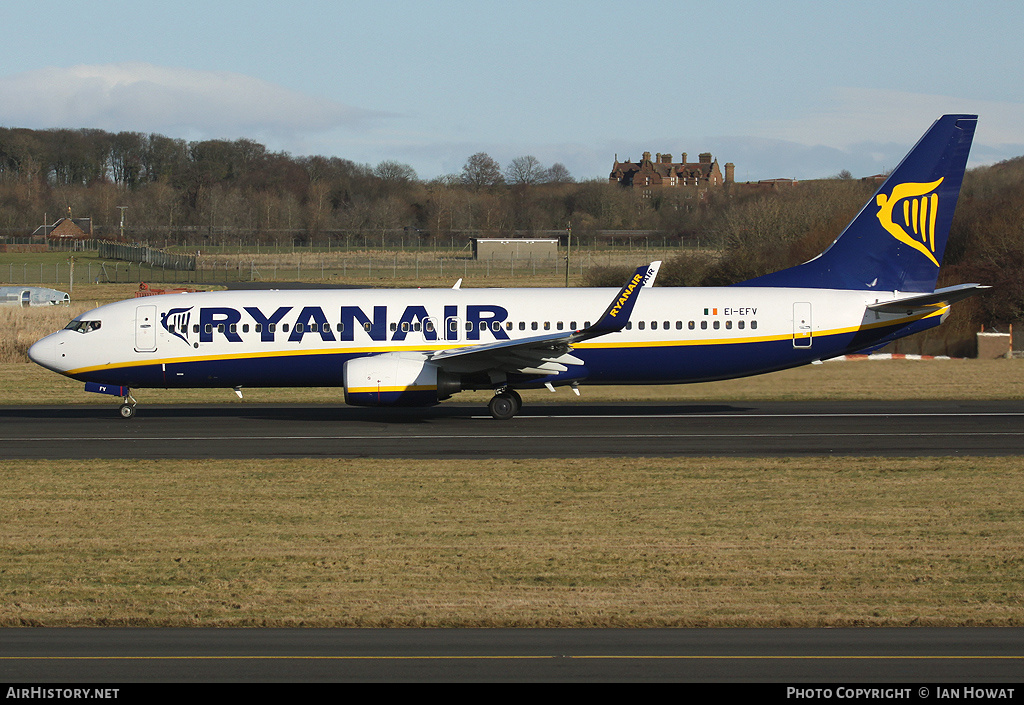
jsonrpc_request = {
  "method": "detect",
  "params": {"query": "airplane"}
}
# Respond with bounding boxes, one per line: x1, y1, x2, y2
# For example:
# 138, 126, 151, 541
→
29, 114, 985, 420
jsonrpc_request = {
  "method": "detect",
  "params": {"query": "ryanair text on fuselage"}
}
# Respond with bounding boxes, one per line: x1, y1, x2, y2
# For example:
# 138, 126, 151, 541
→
162, 304, 513, 345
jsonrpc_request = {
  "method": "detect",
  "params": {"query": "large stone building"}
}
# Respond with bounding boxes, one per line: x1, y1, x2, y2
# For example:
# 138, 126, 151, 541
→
610, 151, 734, 197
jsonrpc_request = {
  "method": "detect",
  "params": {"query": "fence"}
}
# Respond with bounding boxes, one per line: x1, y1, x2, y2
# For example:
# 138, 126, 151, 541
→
0, 250, 616, 287
97, 242, 195, 271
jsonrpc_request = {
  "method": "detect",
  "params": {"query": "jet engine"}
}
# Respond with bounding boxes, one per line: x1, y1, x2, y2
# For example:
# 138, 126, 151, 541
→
343, 352, 461, 407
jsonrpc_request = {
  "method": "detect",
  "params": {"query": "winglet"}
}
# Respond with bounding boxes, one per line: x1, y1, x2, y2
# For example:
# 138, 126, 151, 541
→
575, 261, 660, 340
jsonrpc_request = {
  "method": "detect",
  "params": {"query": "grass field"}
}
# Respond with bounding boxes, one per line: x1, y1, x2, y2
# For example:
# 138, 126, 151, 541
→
3, 456, 1021, 627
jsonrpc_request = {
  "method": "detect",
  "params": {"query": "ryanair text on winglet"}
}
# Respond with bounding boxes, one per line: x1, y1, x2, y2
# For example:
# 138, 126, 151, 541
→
608, 268, 654, 318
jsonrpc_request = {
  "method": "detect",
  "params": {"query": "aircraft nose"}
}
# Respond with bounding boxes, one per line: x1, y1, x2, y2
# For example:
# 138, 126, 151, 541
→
28, 336, 57, 370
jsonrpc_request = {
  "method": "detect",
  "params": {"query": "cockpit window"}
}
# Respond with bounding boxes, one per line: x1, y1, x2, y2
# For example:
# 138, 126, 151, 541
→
65, 320, 101, 333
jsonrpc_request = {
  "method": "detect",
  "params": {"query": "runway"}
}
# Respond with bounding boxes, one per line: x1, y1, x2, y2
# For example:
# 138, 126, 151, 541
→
3, 628, 1023, 683
2, 399, 1024, 459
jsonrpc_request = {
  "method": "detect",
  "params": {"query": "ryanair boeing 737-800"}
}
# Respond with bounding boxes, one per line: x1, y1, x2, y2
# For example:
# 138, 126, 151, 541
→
29, 115, 985, 419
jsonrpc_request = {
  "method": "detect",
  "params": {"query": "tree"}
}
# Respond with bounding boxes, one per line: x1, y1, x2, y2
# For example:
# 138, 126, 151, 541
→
505, 155, 544, 185
461, 152, 502, 190
373, 160, 417, 183
544, 162, 574, 184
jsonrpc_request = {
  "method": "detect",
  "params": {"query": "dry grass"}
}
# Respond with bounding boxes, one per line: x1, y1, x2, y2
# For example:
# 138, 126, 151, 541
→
3, 456, 1022, 627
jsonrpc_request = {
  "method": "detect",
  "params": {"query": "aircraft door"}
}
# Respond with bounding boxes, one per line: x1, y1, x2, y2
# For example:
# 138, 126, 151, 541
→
793, 302, 812, 348
136, 305, 158, 352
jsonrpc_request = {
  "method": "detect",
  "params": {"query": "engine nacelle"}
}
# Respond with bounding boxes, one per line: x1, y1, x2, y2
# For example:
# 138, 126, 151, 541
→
344, 353, 461, 407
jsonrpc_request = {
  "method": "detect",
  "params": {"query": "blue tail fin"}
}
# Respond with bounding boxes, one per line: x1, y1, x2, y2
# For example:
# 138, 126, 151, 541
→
740, 114, 977, 292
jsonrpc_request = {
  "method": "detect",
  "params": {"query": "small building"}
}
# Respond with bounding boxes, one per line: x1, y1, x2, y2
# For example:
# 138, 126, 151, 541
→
472, 238, 559, 261
31, 217, 93, 241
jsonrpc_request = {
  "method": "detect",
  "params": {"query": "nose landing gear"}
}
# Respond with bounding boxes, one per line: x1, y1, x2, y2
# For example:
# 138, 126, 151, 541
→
119, 390, 138, 419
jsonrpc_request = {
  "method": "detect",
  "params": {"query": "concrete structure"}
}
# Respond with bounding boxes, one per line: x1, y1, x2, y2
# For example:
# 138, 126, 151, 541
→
472, 238, 558, 261
977, 331, 1012, 359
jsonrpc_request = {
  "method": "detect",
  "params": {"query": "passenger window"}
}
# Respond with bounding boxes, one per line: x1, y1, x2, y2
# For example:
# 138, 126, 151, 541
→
700, 321, 707, 330
519, 322, 526, 331
713, 321, 720, 330
725, 321, 732, 330
556, 321, 563, 330
751, 321, 758, 330
738, 321, 745, 329
544, 322, 550, 330
638, 321, 645, 330
688, 321, 695, 330
531, 322, 538, 331
256, 324, 263, 333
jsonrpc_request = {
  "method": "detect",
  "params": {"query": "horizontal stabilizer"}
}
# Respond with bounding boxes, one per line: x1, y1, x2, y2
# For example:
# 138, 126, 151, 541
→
867, 283, 990, 314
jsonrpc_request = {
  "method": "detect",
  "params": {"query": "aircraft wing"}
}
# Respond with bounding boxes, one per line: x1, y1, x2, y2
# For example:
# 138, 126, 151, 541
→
867, 283, 989, 315
428, 261, 660, 375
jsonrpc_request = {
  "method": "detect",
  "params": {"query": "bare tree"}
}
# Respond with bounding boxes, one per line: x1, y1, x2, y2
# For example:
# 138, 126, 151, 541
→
461, 152, 502, 190
543, 162, 574, 184
505, 155, 545, 185
373, 160, 417, 183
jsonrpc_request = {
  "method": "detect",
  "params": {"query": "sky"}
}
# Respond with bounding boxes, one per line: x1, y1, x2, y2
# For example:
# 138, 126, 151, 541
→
1, 0, 1022, 182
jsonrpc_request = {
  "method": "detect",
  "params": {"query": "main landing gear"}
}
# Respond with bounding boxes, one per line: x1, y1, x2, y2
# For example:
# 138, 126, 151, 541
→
488, 388, 522, 420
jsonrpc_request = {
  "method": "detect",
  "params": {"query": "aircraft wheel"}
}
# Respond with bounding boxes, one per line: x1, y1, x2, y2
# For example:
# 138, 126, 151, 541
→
119, 403, 136, 419
488, 393, 518, 420
506, 389, 522, 412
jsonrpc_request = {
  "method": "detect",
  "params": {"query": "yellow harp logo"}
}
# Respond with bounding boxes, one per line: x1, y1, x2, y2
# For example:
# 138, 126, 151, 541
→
875, 178, 943, 267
